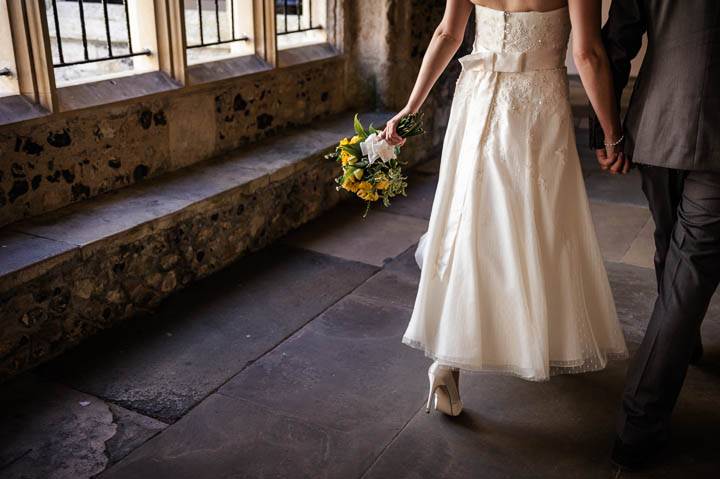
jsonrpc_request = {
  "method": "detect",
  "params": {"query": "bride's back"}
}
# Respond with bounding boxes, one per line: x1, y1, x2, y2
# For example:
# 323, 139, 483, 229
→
471, 0, 567, 13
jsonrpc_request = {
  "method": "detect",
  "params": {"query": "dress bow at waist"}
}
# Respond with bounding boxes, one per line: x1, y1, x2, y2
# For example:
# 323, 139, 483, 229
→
458, 48, 566, 73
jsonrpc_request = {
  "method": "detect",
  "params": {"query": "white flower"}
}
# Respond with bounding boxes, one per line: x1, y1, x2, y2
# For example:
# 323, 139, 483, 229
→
360, 133, 398, 164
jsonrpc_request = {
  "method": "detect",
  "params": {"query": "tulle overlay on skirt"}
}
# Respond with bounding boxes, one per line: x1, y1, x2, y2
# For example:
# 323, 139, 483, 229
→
401, 6, 628, 381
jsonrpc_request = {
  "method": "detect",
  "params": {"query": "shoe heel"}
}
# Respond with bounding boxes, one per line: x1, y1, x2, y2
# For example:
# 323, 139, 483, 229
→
425, 362, 463, 416
433, 386, 453, 415
425, 375, 441, 413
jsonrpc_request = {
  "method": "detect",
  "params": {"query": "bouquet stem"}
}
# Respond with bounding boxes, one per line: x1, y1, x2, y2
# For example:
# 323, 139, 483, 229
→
396, 112, 425, 139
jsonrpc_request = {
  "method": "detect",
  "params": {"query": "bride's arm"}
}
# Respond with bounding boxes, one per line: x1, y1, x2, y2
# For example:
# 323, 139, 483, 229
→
381, 0, 474, 145
569, 0, 629, 174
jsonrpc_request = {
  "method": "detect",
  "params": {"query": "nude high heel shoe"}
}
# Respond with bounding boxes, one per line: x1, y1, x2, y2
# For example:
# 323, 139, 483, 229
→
425, 361, 463, 416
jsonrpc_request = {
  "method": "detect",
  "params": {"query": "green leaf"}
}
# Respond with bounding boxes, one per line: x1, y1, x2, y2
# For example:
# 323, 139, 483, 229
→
339, 143, 364, 159
354, 113, 367, 139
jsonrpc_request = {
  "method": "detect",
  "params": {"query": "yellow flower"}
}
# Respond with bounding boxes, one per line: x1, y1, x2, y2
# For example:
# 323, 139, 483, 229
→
350, 135, 362, 144
340, 150, 353, 165
357, 181, 373, 190
376, 180, 390, 190
339, 137, 350, 146
342, 177, 359, 192
357, 189, 379, 202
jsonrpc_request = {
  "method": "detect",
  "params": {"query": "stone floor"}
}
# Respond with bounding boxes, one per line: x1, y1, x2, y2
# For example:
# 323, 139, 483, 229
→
1, 128, 719, 479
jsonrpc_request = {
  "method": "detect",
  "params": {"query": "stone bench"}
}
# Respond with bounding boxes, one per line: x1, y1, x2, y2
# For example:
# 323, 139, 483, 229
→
0, 111, 393, 381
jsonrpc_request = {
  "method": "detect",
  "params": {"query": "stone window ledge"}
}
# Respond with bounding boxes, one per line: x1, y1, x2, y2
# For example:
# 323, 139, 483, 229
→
56, 71, 182, 113
187, 54, 273, 86
0, 111, 393, 380
278, 43, 340, 69
0, 95, 50, 127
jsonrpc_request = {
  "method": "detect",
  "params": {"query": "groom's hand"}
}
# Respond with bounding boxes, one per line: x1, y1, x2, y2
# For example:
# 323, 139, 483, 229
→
615, 152, 632, 174
595, 148, 618, 172
596, 148, 631, 175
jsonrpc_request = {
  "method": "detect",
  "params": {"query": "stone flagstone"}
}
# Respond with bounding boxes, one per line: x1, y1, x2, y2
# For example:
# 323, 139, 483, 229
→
583, 169, 648, 207
281, 206, 428, 267
589, 201, 651, 263
621, 217, 656, 269
0, 374, 165, 479
383, 170, 439, 220
40, 244, 378, 423
102, 292, 430, 478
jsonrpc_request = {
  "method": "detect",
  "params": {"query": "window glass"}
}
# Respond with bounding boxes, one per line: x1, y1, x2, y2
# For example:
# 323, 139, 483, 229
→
45, 0, 157, 86
276, 0, 327, 50
185, 0, 255, 66
0, 3, 18, 97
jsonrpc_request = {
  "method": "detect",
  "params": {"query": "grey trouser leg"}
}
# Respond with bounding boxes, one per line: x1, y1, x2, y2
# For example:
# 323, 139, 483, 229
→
639, 165, 687, 289
618, 165, 720, 444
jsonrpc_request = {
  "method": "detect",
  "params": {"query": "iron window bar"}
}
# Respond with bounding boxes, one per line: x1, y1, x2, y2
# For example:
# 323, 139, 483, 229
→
186, 0, 250, 49
276, 0, 322, 36
0, 68, 11, 77
49, 0, 151, 68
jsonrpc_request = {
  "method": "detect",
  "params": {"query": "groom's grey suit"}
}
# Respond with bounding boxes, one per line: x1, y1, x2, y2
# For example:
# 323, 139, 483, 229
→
590, 0, 720, 446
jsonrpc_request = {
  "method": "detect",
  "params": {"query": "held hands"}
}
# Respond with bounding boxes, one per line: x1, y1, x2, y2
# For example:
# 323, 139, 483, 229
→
595, 136, 631, 175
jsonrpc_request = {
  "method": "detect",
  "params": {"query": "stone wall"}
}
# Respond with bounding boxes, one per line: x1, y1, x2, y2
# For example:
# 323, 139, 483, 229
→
0, 150, 343, 380
1, 1, 473, 228
1, 57, 347, 228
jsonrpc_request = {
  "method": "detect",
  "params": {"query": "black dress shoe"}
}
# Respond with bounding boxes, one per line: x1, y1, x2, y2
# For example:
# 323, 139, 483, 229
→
610, 436, 667, 472
690, 339, 704, 365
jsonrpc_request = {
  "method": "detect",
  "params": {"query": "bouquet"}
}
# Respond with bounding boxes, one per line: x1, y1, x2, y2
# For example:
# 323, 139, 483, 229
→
325, 112, 425, 217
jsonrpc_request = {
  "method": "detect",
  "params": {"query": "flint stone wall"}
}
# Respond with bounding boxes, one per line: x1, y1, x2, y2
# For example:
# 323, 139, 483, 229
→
0, 148, 342, 379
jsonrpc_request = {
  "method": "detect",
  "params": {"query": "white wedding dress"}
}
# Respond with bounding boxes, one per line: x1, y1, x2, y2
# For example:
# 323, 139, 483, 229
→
402, 5, 629, 381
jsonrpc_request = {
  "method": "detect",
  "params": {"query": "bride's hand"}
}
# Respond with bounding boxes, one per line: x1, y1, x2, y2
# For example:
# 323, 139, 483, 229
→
596, 133, 631, 175
379, 109, 411, 146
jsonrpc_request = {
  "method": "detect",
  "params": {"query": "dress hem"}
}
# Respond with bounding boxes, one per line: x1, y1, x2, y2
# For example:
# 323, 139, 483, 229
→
401, 336, 629, 383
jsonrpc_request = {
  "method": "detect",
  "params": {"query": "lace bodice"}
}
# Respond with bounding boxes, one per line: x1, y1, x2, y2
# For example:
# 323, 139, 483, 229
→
450, 5, 575, 198
473, 5, 571, 55
455, 5, 572, 114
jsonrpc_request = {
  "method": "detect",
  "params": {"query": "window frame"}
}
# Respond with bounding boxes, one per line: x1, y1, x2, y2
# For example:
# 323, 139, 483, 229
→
0, 0, 339, 123
183, 0, 276, 86
49, 0, 181, 111
4, 0, 57, 113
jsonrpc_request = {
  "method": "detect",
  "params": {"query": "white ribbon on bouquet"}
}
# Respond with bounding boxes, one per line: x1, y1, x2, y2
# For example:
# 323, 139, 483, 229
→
360, 133, 398, 165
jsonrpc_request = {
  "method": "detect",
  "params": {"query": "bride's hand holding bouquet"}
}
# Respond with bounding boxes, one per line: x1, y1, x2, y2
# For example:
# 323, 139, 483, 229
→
379, 107, 418, 146
326, 110, 425, 217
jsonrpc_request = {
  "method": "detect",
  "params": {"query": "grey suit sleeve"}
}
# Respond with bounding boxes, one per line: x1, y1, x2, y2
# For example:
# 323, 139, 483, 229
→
588, 0, 647, 149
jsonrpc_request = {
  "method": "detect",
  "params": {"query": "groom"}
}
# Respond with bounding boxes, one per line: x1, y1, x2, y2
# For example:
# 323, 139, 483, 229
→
589, 0, 720, 471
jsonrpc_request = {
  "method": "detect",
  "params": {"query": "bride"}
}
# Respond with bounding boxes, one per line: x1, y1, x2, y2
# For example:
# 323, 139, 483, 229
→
380, 0, 630, 416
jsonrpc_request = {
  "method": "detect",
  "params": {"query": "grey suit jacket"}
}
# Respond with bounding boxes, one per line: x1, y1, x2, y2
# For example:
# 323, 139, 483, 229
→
589, 0, 720, 171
